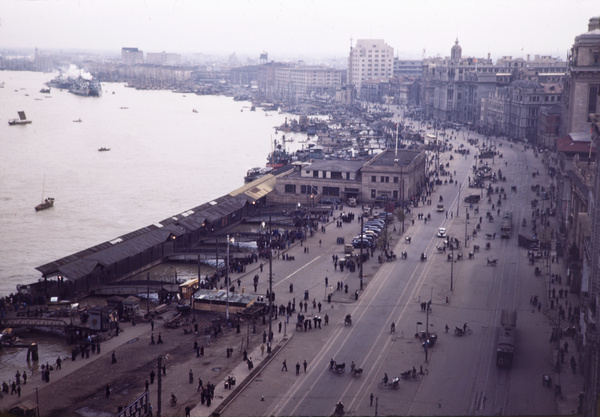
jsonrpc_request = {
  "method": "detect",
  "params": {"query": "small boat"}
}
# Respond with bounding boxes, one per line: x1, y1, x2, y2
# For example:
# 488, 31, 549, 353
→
40, 87, 51, 94
244, 167, 273, 182
8, 111, 32, 126
35, 198, 55, 211
192, 109, 198, 113
73, 118, 82, 123
98, 147, 111, 152
35, 176, 54, 211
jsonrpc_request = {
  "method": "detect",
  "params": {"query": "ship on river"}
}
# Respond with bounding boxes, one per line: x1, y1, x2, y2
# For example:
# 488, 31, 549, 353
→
70, 76, 102, 97
46, 75, 101, 97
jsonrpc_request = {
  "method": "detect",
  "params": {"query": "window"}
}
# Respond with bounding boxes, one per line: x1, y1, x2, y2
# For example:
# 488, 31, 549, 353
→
393, 190, 398, 199
371, 176, 376, 182
313, 170, 319, 178
300, 185, 318, 195
588, 85, 598, 120
394, 177, 399, 183
331, 171, 342, 180
380, 176, 385, 182
284, 184, 296, 194
322, 186, 340, 197
371, 189, 376, 199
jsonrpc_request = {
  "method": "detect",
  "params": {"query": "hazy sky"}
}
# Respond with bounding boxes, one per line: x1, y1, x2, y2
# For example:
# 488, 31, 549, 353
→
1, 0, 598, 61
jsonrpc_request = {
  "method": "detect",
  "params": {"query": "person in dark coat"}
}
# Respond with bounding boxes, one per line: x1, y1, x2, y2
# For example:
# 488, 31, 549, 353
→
111, 351, 117, 364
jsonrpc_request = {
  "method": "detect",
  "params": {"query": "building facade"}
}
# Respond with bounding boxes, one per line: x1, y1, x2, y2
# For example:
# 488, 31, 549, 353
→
269, 149, 426, 206
348, 39, 394, 98
563, 17, 600, 136
146, 51, 182, 66
121, 47, 144, 66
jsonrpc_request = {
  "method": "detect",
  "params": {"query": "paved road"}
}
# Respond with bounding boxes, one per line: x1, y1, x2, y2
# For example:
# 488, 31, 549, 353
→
221, 127, 583, 416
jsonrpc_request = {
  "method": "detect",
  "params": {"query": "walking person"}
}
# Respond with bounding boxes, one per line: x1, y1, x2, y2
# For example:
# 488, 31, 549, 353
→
303, 359, 307, 372
189, 369, 194, 384
105, 383, 111, 399
296, 362, 300, 375
282, 360, 288, 371
111, 351, 117, 364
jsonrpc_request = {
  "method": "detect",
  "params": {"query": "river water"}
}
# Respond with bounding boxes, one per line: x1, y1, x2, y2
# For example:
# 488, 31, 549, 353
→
0, 70, 309, 297
0, 70, 315, 384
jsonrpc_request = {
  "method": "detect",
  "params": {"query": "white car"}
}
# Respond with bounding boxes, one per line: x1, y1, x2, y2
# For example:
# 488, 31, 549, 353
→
437, 227, 447, 238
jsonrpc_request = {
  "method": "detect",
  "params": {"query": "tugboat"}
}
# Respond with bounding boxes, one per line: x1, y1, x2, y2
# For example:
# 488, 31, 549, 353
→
266, 138, 291, 168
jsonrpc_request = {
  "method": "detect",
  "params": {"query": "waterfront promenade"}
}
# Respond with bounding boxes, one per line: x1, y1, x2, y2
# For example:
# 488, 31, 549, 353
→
0, 204, 378, 416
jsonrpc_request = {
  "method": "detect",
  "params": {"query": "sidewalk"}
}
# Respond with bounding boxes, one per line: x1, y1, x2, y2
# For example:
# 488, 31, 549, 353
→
190, 332, 293, 417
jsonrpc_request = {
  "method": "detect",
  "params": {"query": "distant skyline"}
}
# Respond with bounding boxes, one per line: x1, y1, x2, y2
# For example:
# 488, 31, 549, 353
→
1, 0, 598, 62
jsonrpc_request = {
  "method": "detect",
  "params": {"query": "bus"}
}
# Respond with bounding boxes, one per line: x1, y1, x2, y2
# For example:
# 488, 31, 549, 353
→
496, 310, 517, 368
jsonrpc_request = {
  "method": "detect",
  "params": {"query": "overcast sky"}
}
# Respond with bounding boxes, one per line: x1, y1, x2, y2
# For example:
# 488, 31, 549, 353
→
1, 0, 598, 62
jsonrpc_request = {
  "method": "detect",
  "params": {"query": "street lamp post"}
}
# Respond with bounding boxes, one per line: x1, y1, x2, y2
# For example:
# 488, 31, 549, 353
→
225, 235, 231, 321
268, 216, 273, 353
450, 238, 454, 291
359, 215, 364, 290
262, 217, 274, 354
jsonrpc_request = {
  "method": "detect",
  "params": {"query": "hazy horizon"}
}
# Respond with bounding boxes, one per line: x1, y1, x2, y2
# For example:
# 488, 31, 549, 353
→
1, 0, 598, 63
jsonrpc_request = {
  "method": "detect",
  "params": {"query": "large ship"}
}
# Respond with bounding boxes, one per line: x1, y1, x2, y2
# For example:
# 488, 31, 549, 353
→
46, 75, 72, 89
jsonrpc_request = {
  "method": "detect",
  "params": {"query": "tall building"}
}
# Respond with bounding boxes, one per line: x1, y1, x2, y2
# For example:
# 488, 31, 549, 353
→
568, 16, 600, 417
121, 47, 144, 66
146, 51, 181, 66
563, 17, 600, 136
348, 39, 394, 97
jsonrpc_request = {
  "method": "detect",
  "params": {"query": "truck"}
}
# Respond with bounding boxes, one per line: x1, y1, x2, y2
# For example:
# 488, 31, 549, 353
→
500, 212, 513, 238
496, 310, 517, 368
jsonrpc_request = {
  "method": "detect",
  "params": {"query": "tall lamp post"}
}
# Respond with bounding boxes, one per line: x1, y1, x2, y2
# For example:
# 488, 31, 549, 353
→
225, 235, 231, 321
262, 217, 274, 354
359, 215, 364, 290
450, 237, 454, 291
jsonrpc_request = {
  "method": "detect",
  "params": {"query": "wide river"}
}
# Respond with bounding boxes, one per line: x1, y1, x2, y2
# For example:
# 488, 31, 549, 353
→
0, 70, 308, 298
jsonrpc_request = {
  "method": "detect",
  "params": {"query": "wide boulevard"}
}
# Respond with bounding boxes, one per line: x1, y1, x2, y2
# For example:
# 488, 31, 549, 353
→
222, 124, 570, 416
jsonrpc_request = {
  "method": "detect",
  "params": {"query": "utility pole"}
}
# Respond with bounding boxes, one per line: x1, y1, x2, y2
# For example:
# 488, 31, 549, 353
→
268, 216, 273, 353
157, 356, 162, 417
226, 234, 230, 321
359, 214, 364, 290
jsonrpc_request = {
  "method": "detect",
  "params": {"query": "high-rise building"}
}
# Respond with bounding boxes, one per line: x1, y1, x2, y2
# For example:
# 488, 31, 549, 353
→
348, 39, 394, 97
121, 47, 144, 66
146, 51, 181, 66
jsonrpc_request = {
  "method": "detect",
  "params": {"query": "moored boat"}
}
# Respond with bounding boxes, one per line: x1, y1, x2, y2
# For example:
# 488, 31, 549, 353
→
244, 167, 273, 182
98, 147, 111, 152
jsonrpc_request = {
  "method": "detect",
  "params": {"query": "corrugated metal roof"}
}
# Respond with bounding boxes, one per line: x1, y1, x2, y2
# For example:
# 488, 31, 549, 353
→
58, 259, 100, 280
37, 193, 251, 281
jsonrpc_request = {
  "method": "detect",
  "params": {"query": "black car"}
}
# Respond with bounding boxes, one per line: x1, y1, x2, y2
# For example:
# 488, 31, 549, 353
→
464, 194, 481, 204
